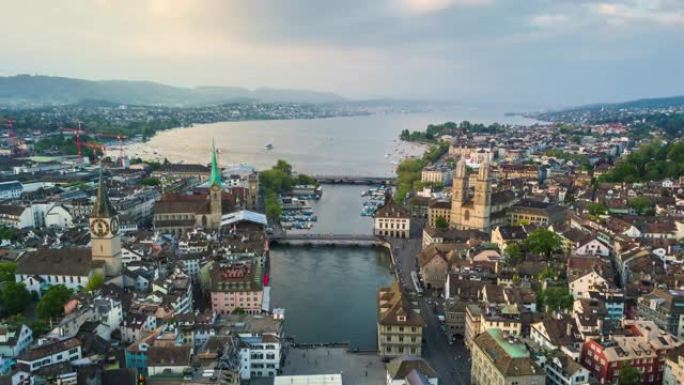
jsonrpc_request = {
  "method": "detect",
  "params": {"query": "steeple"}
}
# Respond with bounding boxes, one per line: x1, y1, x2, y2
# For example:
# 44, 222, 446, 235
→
92, 168, 116, 218
209, 140, 222, 188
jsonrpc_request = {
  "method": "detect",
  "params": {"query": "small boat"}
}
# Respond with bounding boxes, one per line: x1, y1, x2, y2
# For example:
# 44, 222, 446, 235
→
265, 143, 273, 150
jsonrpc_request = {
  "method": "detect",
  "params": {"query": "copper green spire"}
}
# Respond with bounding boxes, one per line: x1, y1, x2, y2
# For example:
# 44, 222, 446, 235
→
92, 167, 116, 218
209, 139, 222, 188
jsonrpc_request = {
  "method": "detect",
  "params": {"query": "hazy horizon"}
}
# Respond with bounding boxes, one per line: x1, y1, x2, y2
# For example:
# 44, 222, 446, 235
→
1, 0, 683, 109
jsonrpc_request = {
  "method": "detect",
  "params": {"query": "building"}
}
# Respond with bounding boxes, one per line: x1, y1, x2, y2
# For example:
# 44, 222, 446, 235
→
543, 352, 592, 385
507, 199, 565, 227
0, 180, 22, 199
374, 196, 411, 239
0, 204, 34, 229
471, 328, 544, 385
0, 323, 33, 359
153, 142, 232, 236
580, 320, 682, 385
237, 333, 281, 379
378, 282, 424, 357
386, 355, 438, 385
90, 169, 123, 277
664, 346, 684, 385
427, 200, 451, 228
421, 166, 453, 186
637, 289, 684, 338
450, 159, 516, 232
16, 338, 82, 373
210, 262, 264, 315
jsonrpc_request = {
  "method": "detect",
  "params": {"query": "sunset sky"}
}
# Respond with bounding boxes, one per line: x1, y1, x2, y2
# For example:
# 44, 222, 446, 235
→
1, 0, 683, 107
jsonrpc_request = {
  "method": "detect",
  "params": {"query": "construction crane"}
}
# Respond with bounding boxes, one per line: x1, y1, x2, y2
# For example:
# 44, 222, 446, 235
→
96, 133, 127, 168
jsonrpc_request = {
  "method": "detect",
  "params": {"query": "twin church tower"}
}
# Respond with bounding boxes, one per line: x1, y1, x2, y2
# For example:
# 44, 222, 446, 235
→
449, 158, 493, 231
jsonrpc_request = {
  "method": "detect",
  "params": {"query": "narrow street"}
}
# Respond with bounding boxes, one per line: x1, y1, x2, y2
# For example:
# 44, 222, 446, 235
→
388, 225, 471, 385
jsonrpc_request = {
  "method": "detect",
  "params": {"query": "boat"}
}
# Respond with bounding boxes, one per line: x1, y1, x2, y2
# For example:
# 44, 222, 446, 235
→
265, 143, 273, 150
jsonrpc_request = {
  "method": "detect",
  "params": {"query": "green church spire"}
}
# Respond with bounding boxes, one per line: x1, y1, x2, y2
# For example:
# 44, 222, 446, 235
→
209, 139, 222, 188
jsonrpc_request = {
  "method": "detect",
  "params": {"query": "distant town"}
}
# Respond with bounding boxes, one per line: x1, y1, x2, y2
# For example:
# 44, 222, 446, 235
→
1, 97, 684, 385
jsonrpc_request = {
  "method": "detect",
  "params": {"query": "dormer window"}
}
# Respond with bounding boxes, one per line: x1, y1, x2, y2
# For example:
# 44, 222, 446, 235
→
397, 315, 406, 322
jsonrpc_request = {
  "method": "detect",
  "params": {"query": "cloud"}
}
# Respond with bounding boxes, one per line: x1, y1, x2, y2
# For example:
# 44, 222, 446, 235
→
399, 0, 492, 15
591, 1, 684, 26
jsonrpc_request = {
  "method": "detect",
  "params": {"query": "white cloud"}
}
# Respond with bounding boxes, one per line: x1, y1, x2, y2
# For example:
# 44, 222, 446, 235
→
399, 0, 492, 15
530, 13, 570, 28
591, 1, 684, 26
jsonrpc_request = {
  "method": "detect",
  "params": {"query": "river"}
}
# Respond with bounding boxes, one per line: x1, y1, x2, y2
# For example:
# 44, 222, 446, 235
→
126, 107, 536, 177
138, 107, 533, 348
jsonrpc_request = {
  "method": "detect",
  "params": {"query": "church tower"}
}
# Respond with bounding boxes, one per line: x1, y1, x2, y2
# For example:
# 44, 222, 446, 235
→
450, 158, 468, 229
472, 160, 493, 231
208, 140, 223, 229
90, 169, 122, 277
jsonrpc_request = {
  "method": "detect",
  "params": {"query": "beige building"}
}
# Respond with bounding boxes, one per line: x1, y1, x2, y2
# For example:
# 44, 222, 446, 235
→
378, 282, 424, 357
450, 159, 516, 232
374, 198, 411, 239
665, 346, 684, 385
471, 328, 544, 385
421, 166, 452, 185
427, 200, 451, 228
507, 199, 565, 227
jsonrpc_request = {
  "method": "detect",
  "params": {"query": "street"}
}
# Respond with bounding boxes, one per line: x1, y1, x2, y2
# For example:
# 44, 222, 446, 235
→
388, 224, 471, 385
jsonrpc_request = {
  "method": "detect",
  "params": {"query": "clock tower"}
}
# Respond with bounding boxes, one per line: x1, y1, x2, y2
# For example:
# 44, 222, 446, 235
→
90, 169, 122, 277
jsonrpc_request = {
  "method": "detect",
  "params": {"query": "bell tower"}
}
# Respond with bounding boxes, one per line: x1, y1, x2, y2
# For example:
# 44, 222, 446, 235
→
472, 160, 492, 231
208, 140, 223, 229
90, 169, 122, 277
450, 158, 468, 229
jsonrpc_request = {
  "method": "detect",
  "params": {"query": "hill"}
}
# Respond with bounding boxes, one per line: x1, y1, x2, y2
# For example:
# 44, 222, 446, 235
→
0, 74, 346, 107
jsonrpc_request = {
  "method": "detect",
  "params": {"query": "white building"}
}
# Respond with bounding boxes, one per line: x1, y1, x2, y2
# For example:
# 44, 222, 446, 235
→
569, 272, 608, 300
0, 323, 33, 358
16, 338, 82, 373
0, 181, 22, 200
238, 333, 281, 379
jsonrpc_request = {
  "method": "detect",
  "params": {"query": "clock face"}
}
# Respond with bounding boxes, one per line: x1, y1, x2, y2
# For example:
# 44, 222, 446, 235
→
90, 218, 109, 237
110, 218, 119, 235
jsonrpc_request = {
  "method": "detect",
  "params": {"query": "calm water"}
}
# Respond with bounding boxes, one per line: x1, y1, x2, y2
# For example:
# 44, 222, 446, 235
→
269, 246, 393, 349
134, 108, 534, 347
127, 108, 536, 177
291, 185, 373, 235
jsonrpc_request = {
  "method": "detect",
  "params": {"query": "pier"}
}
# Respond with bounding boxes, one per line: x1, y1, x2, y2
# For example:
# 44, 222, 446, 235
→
312, 175, 396, 185
270, 233, 386, 247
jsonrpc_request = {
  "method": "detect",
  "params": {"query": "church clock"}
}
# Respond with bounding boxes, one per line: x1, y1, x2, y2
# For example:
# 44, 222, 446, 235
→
110, 217, 119, 235
90, 218, 109, 237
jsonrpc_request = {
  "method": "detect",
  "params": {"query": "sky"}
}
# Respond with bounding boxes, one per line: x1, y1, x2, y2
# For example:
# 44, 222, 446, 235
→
0, 0, 683, 108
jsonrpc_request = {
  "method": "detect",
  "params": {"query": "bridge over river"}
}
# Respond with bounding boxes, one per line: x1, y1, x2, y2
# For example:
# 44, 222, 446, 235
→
312, 175, 396, 185
269, 233, 387, 247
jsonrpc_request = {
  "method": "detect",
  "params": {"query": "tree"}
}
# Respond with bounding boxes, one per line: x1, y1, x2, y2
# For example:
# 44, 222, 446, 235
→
629, 196, 654, 216
139, 177, 161, 186
273, 160, 293, 176
36, 285, 72, 321
0, 262, 16, 282
85, 273, 104, 292
618, 364, 641, 385
435, 216, 449, 229
264, 192, 282, 219
588, 203, 608, 216
523, 229, 562, 260
541, 287, 573, 311
504, 243, 524, 265
0, 282, 32, 315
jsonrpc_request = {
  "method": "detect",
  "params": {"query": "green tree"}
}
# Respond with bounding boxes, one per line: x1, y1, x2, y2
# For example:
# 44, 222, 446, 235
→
629, 196, 654, 215
139, 177, 161, 186
618, 364, 641, 385
540, 287, 573, 311
273, 160, 293, 176
85, 273, 104, 292
435, 216, 449, 229
504, 243, 524, 265
264, 192, 282, 219
588, 203, 608, 216
36, 285, 72, 321
523, 229, 562, 260
0, 262, 16, 282
0, 282, 32, 315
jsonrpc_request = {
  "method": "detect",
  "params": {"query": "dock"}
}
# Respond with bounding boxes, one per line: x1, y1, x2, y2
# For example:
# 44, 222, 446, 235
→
312, 175, 396, 186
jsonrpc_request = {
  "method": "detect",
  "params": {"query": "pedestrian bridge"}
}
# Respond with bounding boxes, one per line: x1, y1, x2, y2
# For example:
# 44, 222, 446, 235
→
269, 233, 387, 247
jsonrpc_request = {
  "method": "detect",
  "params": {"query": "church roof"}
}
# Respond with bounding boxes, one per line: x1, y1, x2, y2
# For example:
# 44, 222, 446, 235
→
92, 169, 116, 218
209, 140, 222, 188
